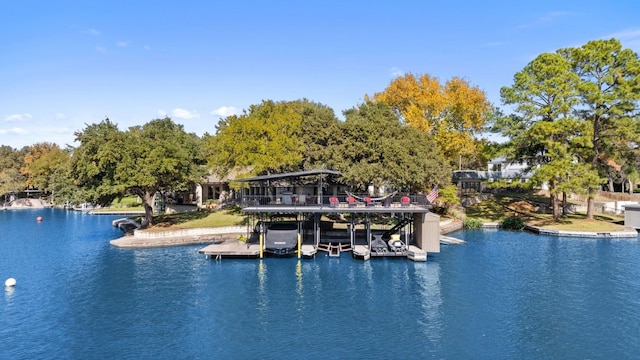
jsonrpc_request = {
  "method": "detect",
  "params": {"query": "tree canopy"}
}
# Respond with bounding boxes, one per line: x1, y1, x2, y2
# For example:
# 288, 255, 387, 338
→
498, 38, 640, 219
205, 100, 305, 178
21, 142, 69, 192
0, 145, 27, 201
369, 73, 493, 167
334, 101, 450, 192
71, 117, 203, 226
206, 99, 450, 193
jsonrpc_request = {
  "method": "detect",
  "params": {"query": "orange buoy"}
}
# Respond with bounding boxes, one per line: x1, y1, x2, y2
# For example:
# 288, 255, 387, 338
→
37, 216, 43, 222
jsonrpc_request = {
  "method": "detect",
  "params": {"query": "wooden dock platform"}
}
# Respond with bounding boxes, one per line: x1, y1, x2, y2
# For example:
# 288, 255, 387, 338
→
199, 239, 261, 259
199, 238, 432, 262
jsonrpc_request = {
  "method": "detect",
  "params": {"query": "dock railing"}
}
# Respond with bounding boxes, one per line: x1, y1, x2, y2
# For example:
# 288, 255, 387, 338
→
237, 194, 429, 208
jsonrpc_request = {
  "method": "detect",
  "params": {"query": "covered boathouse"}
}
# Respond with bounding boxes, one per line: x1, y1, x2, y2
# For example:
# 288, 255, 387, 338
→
199, 170, 440, 261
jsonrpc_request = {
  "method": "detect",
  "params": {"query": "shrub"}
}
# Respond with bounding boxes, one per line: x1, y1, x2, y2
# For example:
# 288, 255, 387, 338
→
502, 216, 525, 230
464, 217, 483, 229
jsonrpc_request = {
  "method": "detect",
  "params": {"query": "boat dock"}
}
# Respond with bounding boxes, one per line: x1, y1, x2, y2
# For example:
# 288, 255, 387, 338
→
198, 170, 444, 262
199, 239, 261, 259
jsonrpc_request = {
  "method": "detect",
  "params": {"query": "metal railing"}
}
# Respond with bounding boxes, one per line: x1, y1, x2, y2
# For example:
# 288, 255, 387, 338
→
237, 194, 429, 208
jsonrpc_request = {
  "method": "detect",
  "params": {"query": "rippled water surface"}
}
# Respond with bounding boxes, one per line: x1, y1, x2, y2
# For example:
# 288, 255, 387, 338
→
1, 209, 639, 359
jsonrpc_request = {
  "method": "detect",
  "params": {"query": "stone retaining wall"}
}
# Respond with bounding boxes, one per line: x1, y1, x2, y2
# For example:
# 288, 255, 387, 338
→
133, 226, 246, 239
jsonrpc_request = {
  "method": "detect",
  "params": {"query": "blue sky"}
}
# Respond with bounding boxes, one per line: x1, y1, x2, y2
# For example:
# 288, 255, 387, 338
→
1, 1, 639, 149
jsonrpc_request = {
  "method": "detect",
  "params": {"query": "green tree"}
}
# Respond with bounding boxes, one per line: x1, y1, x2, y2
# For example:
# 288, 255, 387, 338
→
334, 102, 450, 192
297, 100, 342, 170
499, 52, 602, 220
21, 142, 69, 193
206, 100, 304, 178
0, 168, 24, 204
0, 145, 27, 201
0, 145, 27, 174
71, 119, 127, 205
71, 117, 203, 226
559, 39, 640, 214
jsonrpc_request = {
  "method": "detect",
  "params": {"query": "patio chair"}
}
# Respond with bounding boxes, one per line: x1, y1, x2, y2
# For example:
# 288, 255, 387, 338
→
347, 196, 357, 207
365, 196, 375, 207
400, 196, 410, 207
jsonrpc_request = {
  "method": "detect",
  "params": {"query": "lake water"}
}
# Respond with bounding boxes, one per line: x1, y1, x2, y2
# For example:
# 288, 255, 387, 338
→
1, 209, 639, 359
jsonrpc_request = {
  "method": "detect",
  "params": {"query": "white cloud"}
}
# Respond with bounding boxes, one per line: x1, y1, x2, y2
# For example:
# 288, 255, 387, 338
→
96, 46, 107, 54
116, 41, 128, 47
606, 28, 640, 52
211, 106, 237, 117
389, 67, 404, 77
539, 11, 576, 23
143, 45, 151, 51
157, 109, 167, 117
172, 108, 200, 119
0, 127, 28, 135
85, 28, 101, 36
479, 41, 505, 48
46, 127, 74, 135
4, 113, 32, 122
518, 11, 580, 29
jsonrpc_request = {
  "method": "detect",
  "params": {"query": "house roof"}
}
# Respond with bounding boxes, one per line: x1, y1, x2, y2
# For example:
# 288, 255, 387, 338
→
235, 169, 341, 182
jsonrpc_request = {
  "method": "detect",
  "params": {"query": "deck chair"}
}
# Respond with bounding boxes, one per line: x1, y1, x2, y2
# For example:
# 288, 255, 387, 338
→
329, 196, 339, 207
347, 196, 357, 207
365, 197, 374, 207
400, 196, 410, 207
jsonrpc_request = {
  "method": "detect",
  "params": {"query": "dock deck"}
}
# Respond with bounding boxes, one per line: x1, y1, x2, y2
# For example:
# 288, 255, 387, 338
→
199, 239, 261, 259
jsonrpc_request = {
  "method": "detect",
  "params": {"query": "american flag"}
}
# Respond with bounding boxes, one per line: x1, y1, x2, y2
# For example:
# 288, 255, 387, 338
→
426, 185, 439, 203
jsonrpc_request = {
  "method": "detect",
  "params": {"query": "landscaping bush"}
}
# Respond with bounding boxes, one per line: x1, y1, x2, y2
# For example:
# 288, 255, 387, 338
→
502, 216, 525, 230
464, 217, 483, 229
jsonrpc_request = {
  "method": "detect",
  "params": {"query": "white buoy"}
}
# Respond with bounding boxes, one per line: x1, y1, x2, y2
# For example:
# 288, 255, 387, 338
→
5, 278, 16, 287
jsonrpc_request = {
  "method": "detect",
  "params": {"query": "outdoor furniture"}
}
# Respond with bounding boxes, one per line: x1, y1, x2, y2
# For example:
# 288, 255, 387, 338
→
401, 196, 410, 207
365, 197, 374, 207
347, 196, 357, 207
329, 196, 339, 207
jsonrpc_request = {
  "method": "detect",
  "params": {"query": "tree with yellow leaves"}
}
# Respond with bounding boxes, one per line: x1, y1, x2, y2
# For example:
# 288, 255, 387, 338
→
369, 73, 492, 167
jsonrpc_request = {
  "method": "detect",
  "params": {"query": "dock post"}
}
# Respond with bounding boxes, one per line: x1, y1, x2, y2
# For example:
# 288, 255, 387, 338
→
297, 233, 301, 258
259, 233, 264, 259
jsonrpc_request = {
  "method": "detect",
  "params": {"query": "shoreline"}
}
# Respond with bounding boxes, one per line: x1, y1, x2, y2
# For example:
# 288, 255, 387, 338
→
109, 218, 637, 249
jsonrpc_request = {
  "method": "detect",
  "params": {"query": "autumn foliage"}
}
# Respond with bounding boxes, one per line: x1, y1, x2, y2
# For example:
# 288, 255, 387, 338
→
369, 73, 492, 165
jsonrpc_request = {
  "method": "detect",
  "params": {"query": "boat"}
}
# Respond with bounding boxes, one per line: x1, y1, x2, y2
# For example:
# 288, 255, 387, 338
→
263, 221, 299, 256
73, 203, 98, 212
387, 234, 406, 252
370, 234, 388, 253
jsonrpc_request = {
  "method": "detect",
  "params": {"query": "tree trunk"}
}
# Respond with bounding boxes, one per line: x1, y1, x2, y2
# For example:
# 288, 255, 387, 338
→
628, 179, 633, 195
142, 191, 156, 227
586, 195, 595, 220
561, 192, 567, 217
609, 178, 614, 192
551, 192, 560, 221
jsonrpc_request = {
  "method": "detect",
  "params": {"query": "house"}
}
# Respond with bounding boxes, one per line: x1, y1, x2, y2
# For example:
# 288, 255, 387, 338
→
452, 156, 535, 194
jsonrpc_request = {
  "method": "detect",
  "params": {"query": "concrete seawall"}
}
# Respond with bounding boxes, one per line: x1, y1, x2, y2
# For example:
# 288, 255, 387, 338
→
110, 226, 246, 248
524, 225, 638, 238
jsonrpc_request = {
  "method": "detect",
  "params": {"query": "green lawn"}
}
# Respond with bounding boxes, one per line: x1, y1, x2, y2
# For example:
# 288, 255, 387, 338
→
465, 193, 627, 232
145, 194, 628, 233
147, 208, 247, 231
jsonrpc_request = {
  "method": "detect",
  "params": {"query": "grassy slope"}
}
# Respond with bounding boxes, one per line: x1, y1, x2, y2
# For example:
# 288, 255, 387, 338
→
146, 208, 247, 231
465, 193, 627, 232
